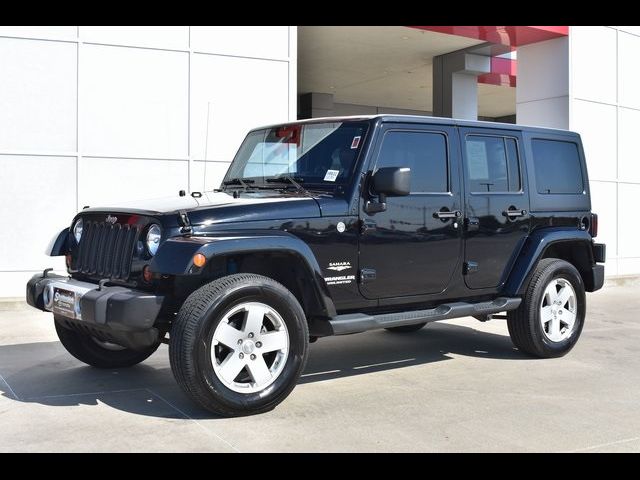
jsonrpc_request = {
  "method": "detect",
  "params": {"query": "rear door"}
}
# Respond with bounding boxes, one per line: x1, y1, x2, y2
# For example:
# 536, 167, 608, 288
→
460, 127, 530, 289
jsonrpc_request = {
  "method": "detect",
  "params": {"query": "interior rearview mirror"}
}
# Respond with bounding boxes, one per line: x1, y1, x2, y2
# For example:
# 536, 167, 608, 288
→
365, 167, 411, 214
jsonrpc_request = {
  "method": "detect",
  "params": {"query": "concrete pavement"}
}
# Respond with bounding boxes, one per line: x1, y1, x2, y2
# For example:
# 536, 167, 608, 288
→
1, 284, 639, 452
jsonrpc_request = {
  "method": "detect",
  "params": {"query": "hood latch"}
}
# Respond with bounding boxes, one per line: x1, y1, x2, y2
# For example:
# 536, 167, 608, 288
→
178, 210, 192, 234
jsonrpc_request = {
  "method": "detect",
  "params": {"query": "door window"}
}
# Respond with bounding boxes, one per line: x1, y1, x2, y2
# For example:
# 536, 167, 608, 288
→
376, 131, 448, 193
465, 136, 521, 193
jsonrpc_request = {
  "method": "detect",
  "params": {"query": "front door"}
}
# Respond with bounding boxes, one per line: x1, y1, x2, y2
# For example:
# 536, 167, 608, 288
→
459, 127, 530, 289
358, 124, 462, 299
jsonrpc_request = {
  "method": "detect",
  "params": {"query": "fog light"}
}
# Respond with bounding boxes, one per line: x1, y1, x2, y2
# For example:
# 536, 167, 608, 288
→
193, 253, 206, 268
143, 265, 153, 282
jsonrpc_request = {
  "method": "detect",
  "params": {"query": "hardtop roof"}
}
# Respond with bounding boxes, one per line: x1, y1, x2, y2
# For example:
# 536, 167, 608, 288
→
251, 114, 578, 137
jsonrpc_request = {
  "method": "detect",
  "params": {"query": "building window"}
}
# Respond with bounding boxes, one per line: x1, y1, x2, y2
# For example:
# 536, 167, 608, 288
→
532, 139, 584, 194
465, 135, 521, 193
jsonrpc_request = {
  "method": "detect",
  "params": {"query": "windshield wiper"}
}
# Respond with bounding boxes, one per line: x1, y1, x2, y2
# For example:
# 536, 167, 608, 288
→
222, 178, 255, 189
265, 175, 314, 197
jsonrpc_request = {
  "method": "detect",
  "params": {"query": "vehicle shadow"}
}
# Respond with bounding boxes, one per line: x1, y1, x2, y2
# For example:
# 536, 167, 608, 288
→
300, 321, 528, 384
0, 321, 530, 419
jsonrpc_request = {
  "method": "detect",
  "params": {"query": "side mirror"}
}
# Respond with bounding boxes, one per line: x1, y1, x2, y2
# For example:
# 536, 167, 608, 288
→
365, 167, 411, 214
372, 167, 411, 197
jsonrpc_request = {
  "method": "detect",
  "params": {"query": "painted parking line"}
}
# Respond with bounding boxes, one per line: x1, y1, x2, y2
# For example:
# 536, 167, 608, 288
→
301, 369, 341, 378
353, 358, 415, 370
25, 387, 145, 401
566, 435, 640, 453
0, 372, 19, 400
145, 388, 241, 453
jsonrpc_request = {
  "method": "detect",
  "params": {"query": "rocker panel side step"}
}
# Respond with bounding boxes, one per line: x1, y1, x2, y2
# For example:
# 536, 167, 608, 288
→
329, 297, 521, 335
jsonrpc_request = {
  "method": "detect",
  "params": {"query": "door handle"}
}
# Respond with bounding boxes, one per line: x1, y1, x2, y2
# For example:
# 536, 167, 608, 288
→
502, 207, 527, 218
434, 209, 462, 220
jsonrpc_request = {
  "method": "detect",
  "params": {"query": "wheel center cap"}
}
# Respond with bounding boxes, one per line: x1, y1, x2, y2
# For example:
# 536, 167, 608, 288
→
242, 340, 255, 355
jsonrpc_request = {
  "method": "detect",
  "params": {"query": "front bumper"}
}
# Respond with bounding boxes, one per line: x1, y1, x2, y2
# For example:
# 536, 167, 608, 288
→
26, 272, 164, 349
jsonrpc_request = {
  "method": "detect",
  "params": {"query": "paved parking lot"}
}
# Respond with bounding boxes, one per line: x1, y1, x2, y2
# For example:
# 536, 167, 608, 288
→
1, 284, 639, 452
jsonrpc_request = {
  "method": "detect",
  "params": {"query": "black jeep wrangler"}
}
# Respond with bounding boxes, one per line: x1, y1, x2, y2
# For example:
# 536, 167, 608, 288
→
27, 115, 606, 416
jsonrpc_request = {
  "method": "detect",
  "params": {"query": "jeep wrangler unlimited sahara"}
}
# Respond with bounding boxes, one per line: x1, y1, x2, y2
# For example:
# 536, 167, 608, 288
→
27, 115, 606, 416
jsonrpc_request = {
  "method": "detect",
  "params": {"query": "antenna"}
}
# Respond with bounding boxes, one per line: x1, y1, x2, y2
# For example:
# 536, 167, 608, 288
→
203, 101, 211, 192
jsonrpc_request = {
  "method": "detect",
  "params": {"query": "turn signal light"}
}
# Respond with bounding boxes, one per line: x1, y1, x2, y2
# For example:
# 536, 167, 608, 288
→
65, 254, 72, 268
193, 253, 207, 268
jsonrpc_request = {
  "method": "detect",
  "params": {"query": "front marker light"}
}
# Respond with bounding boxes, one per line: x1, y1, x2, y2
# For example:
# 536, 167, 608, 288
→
145, 224, 161, 256
73, 218, 83, 243
193, 253, 207, 268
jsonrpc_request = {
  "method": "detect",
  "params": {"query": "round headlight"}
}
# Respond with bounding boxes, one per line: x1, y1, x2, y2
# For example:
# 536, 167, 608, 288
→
73, 218, 83, 243
145, 224, 162, 256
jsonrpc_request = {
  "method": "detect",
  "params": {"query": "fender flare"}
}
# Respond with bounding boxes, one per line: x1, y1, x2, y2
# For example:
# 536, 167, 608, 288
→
503, 228, 595, 296
149, 230, 336, 317
46, 228, 70, 256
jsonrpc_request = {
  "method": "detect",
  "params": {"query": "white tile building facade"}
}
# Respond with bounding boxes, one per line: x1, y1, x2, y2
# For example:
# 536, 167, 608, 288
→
0, 26, 296, 297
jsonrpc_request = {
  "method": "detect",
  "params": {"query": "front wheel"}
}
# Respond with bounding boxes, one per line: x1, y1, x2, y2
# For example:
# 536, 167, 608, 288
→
54, 317, 160, 368
169, 274, 309, 417
507, 258, 586, 358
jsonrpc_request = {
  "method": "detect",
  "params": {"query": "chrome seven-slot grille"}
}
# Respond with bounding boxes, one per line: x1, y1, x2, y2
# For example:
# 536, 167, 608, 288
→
75, 220, 140, 279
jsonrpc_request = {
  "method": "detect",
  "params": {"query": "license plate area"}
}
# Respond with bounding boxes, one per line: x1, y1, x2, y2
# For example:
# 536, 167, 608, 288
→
52, 287, 77, 318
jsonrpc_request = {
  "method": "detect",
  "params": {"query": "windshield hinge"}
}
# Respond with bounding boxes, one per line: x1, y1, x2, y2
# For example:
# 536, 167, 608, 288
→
178, 210, 192, 234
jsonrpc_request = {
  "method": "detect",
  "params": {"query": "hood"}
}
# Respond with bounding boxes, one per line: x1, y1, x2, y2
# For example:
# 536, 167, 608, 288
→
81, 191, 324, 226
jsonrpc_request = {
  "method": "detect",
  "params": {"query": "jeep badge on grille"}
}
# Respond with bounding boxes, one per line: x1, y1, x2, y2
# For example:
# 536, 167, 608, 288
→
105, 215, 117, 224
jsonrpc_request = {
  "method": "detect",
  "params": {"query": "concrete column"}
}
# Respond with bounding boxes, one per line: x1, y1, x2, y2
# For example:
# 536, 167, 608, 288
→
299, 92, 334, 119
433, 51, 490, 120
516, 37, 569, 128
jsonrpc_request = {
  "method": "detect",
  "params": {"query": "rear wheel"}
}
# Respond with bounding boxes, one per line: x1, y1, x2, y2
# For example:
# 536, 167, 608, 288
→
385, 322, 427, 333
54, 317, 160, 368
507, 258, 586, 358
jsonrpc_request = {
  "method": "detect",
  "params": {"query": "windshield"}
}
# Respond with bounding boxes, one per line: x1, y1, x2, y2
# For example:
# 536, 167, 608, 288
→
223, 121, 369, 187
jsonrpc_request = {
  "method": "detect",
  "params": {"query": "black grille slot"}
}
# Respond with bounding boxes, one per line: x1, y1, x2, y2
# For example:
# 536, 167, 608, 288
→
76, 221, 140, 280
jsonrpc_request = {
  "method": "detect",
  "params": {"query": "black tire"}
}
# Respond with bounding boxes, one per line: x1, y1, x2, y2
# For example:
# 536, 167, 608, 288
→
169, 274, 309, 417
54, 317, 160, 368
385, 322, 427, 333
507, 258, 586, 358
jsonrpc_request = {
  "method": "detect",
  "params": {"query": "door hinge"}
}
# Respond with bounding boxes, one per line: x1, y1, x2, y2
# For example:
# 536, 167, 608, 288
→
359, 268, 377, 283
360, 219, 376, 234
465, 217, 480, 232
463, 261, 478, 275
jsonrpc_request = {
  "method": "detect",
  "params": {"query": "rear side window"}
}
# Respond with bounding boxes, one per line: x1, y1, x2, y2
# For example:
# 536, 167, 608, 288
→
532, 139, 584, 194
464, 135, 521, 193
